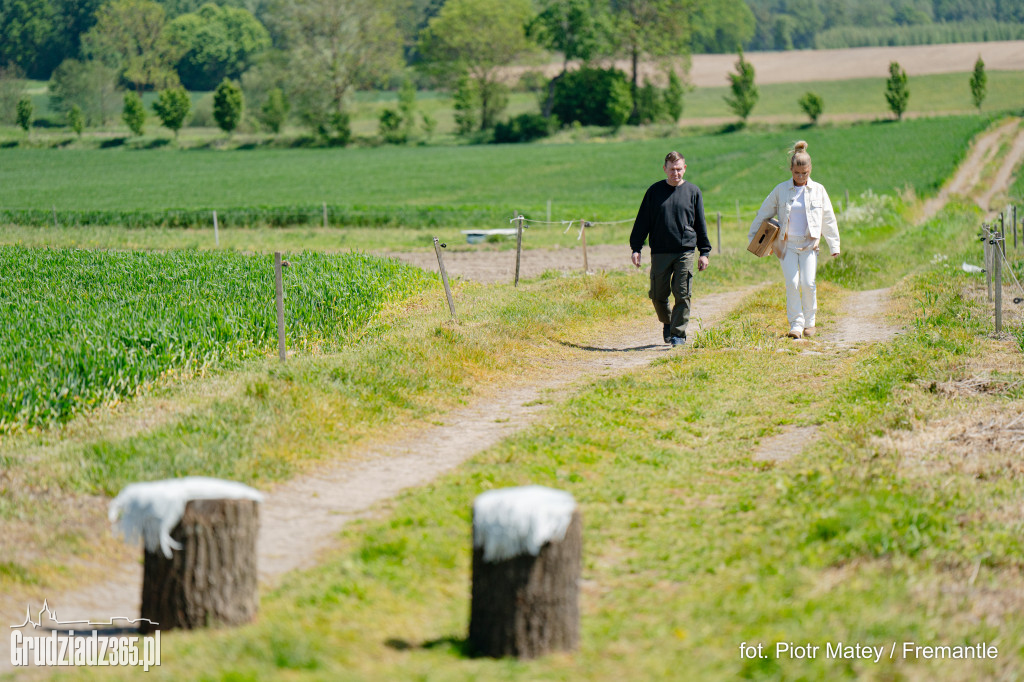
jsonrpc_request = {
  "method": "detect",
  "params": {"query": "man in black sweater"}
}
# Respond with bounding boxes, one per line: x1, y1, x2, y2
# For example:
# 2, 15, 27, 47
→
629, 151, 711, 346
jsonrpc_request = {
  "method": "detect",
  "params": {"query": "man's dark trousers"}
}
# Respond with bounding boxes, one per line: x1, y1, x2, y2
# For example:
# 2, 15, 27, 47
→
650, 250, 695, 339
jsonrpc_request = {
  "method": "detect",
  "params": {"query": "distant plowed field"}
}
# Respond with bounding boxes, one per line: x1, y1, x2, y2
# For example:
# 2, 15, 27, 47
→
506, 40, 1024, 86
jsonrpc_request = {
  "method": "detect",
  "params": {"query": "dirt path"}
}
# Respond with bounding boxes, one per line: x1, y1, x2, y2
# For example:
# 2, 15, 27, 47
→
752, 287, 900, 463
922, 118, 1023, 221
0, 286, 752, 672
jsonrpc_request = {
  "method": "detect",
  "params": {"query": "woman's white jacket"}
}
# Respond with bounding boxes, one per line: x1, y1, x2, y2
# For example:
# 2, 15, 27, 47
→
747, 178, 840, 259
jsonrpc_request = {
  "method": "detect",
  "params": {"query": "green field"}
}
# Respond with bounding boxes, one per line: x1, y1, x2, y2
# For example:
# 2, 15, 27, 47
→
0, 116, 991, 230
0, 247, 431, 436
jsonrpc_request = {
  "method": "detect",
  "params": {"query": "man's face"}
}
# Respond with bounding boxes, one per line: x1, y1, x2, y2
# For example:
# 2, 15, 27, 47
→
664, 160, 686, 186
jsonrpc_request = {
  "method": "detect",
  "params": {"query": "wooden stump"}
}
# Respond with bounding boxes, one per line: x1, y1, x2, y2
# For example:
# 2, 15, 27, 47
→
140, 498, 259, 633
469, 494, 581, 659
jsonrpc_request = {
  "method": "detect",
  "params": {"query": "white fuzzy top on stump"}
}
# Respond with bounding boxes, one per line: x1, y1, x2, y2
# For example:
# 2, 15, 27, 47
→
473, 485, 577, 563
109, 477, 264, 558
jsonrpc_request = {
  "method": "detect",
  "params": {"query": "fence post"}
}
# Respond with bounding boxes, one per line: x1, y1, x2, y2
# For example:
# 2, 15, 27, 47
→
275, 252, 286, 362
546, 199, 551, 223
984, 224, 992, 302
994, 232, 1003, 333
581, 220, 590, 273
322, 202, 328, 229
213, 210, 219, 247
1014, 205, 1018, 249
716, 212, 721, 254
514, 212, 523, 287
52, 205, 57, 229
433, 237, 457, 320
845, 189, 850, 213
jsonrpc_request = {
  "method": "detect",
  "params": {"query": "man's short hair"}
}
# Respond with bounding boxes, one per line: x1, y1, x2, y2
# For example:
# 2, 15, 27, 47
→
664, 151, 685, 166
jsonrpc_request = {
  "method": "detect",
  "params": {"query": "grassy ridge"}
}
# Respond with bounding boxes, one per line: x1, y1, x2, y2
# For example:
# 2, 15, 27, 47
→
0, 247, 432, 435
0, 117, 990, 227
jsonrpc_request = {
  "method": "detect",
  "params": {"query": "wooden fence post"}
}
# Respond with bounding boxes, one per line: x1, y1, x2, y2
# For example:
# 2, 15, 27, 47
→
213, 210, 219, 247
469, 486, 581, 659
581, 220, 590, 273
109, 478, 263, 633
994, 232, 1003, 333
984, 224, 992, 303
716, 211, 721, 254
322, 202, 328, 229
433, 237, 457, 320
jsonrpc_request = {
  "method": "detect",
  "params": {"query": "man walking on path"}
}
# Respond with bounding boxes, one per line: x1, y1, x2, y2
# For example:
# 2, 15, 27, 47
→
630, 151, 711, 346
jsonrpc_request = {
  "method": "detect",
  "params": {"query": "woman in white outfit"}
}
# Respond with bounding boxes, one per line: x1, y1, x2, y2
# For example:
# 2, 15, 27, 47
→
748, 141, 840, 339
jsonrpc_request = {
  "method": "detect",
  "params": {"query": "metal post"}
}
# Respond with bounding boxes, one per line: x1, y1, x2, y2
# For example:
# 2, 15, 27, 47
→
1014, 205, 1018, 249
546, 199, 551, 223
275, 252, 286, 362
514, 212, 523, 287
845, 189, 850, 213
322, 202, 328, 229
52, 205, 57, 229
581, 220, 590, 273
716, 212, 721, 254
433, 237, 457, 320
994, 233, 1003, 333
213, 210, 219, 247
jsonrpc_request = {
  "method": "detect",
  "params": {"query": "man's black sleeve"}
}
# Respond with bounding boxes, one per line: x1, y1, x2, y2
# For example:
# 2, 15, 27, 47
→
629, 188, 651, 253
694, 189, 712, 256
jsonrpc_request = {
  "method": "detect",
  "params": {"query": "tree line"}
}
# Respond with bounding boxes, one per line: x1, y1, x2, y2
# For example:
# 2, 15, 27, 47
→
0, 0, 1016, 141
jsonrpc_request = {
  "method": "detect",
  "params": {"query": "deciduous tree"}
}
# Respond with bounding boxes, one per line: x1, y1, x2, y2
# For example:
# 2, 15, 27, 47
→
168, 4, 271, 91
969, 55, 986, 111
419, 0, 533, 130
607, 0, 695, 119
213, 78, 243, 134
280, 0, 403, 140
152, 86, 191, 136
798, 91, 823, 124
724, 49, 757, 124
67, 103, 84, 136
16, 95, 32, 132
82, 0, 183, 93
123, 90, 146, 135
885, 60, 909, 120
48, 58, 120, 125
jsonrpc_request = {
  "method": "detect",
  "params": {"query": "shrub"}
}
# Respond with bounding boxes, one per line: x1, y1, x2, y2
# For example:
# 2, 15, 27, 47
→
153, 88, 192, 137
631, 80, 665, 125
798, 92, 823, 124
551, 67, 633, 129
665, 70, 684, 122
379, 108, 406, 144
68, 104, 84, 137
16, 96, 32, 132
122, 91, 146, 136
260, 87, 289, 134
492, 113, 554, 143
213, 78, 244, 134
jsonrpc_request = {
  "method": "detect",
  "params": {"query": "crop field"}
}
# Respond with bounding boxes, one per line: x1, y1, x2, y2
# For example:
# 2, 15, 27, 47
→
0, 116, 991, 230
0, 246, 432, 435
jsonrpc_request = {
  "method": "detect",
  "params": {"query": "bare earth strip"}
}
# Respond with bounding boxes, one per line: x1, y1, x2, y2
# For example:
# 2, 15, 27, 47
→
921, 118, 1022, 221
503, 41, 1024, 87
0, 287, 751, 672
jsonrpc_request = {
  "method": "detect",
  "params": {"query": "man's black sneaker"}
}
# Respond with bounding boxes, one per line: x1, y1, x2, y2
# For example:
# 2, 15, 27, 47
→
670, 335, 687, 347
663, 324, 672, 344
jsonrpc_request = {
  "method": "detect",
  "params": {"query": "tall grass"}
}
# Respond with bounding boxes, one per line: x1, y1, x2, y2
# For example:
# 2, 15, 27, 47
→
0, 246, 432, 434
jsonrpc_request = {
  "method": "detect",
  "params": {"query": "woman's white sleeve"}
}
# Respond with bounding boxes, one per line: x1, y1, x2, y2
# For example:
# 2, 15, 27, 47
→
748, 187, 779, 242
821, 188, 840, 253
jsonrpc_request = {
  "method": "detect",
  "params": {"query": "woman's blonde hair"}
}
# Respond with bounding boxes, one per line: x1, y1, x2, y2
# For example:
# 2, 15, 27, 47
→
790, 140, 811, 169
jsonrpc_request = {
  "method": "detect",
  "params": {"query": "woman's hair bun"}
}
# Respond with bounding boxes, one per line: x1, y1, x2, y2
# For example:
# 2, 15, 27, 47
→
794, 140, 808, 152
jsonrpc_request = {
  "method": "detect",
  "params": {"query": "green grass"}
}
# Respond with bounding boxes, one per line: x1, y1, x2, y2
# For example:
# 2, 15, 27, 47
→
0, 116, 991, 228
49, 203, 1024, 680
686, 71, 1024, 120
0, 247, 432, 435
